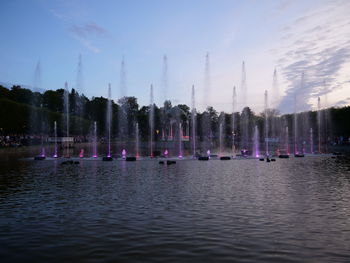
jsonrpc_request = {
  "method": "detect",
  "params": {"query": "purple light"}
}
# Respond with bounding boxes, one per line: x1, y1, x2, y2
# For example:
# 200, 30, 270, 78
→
93, 155, 98, 158
53, 154, 58, 158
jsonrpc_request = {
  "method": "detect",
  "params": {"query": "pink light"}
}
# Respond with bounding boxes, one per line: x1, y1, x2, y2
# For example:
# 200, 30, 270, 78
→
53, 154, 58, 158
178, 155, 183, 158
93, 155, 98, 158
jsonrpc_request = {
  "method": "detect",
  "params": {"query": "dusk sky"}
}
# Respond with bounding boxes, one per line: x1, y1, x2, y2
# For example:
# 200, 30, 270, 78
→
0, 0, 349, 113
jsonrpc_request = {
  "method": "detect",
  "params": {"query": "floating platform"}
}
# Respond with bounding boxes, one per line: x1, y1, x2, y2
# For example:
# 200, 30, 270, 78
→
198, 156, 209, 161
126, 157, 137, 161
102, 156, 113, 161
279, 154, 290, 158
220, 156, 231, 160
294, 154, 305, 158
34, 156, 46, 160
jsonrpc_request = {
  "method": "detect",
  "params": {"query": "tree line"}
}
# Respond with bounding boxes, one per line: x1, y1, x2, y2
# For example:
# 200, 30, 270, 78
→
0, 85, 349, 143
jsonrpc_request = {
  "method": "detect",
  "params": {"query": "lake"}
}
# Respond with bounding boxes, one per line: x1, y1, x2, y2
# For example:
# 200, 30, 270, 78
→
0, 154, 350, 262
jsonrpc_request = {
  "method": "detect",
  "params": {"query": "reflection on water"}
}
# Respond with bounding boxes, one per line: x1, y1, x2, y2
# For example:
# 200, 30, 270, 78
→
0, 154, 350, 262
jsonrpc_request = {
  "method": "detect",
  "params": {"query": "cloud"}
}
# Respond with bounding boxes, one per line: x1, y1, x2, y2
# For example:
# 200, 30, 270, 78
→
334, 97, 350, 107
69, 22, 107, 53
275, 0, 350, 113
70, 22, 107, 38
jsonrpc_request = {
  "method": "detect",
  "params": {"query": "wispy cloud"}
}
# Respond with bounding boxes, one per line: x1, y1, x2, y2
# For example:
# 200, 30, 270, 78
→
69, 22, 107, 53
334, 97, 350, 107
70, 22, 107, 38
275, 0, 350, 112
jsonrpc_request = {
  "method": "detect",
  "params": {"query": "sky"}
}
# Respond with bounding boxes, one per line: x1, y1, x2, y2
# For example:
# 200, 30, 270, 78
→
0, 0, 349, 114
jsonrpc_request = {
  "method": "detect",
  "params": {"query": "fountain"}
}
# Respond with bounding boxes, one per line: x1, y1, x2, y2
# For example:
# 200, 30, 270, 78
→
293, 94, 298, 155
191, 85, 196, 157
149, 85, 155, 157
240, 61, 249, 153
135, 122, 140, 158
118, 57, 127, 152
201, 53, 211, 155
53, 121, 58, 158
64, 82, 70, 158
317, 97, 322, 153
219, 112, 225, 157
253, 125, 260, 158
79, 149, 84, 158
232, 86, 237, 157
178, 122, 183, 158
103, 84, 113, 161
264, 90, 269, 157
122, 149, 126, 159
310, 128, 314, 154
92, 121, 98, 158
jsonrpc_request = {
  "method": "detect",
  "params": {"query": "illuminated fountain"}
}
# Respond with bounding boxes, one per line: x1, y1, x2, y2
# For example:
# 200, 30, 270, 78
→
264, 90, 269, 157
191, 85, 196, 157
149, 85, 155, 157
53, 121, 58, 158
92, 121, 98, 158
253, 125, 260, 158
240, 61, 249, 154
103, 84, 113, 161
64, 82, 70, 158
178, 122, 183, 158
310, 128, 314, 154
232, 86, 237, 157
135, 122, 140, 159
317, 97, 322, 153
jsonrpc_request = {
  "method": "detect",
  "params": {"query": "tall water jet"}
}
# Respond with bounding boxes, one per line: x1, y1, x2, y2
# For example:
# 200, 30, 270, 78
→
149, 85, 155, 157
32, 60, 46, 156
272, 68, 280, 109
76, 54, 84, 93
293, 94, 298, 154
240, 61, 249, 153
241, 61, 247, 108
135, 122, 140, 158
232, 86, 237, 157
310, 128, 314, 154
118, 57, 128, 150
201, 53, 211, 154
317, 97, 322, 153
75, 54, 85, 137
219, 116, 224, 157
253, 125, 260, 158
264, 90, 269, 157
323, 81, 331, 153
63, 82, 70, 157
106, 84, 112, 158
162, 55, 168, 103
285, 126, 290, 155
191, 85, 196, 157
178, 122, 183, 158
119, 57, 127, 97
271, 69, 279, 142
92, 121, 97, 158
53, 121, 58, 158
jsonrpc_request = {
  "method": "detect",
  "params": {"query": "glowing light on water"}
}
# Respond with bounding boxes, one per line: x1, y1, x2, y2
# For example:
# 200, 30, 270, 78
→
41, 148, 45, 158
79, 149, 84, 158
122, 149, 126, 159
53, 121, 58, 158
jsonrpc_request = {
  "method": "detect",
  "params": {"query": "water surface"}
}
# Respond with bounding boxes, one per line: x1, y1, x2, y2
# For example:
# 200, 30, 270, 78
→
0, 155, 350, 262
